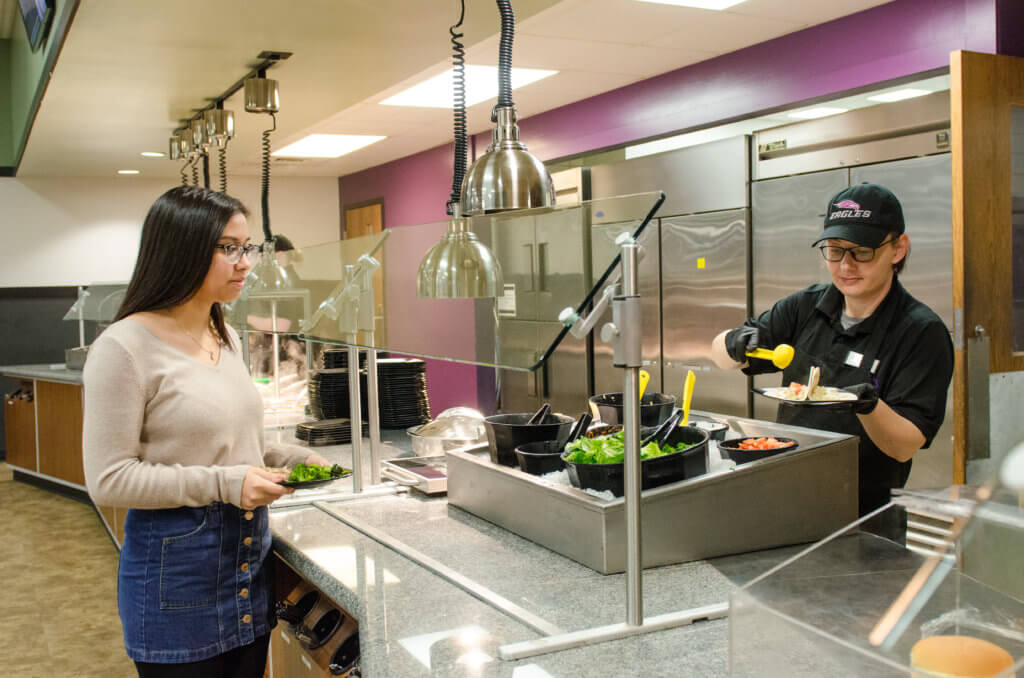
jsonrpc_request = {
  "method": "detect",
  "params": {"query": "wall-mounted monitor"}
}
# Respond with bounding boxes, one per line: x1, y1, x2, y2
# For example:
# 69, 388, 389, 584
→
19, 0, 55, 52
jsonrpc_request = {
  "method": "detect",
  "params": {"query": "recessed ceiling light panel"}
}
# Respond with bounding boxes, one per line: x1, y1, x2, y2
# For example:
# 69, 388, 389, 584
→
634, 0, 747, 8
867, 88, 931, 103
117, 169, 140, 175
140, 151, 165, 158
380, 65, 557, 108
272, 134, 386, 158
788, 107, 847, 120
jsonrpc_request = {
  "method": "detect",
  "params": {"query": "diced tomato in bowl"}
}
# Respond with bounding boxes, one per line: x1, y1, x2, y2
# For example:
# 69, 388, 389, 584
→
719, 436, 798, 465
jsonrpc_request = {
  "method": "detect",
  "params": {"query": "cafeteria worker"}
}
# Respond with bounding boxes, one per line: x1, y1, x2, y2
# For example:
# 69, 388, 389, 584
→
711, 183, 953, 539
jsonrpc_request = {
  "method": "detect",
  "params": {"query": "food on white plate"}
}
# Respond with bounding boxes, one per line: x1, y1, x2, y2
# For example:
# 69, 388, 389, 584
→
762, 365, 858, 402
909, 634, 1015, 678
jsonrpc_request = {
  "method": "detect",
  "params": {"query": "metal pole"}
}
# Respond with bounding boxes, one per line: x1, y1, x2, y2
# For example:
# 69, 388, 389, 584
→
271, 300, 280, 402
365, 338, 382, 484
619, 240, 643, 626
77, 286, 86, 347
347, 343, 364, 492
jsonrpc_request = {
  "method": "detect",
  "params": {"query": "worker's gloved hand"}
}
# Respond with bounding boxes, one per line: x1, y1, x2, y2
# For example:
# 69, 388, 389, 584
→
846, 382, 879, 414
724, 325, 760, 363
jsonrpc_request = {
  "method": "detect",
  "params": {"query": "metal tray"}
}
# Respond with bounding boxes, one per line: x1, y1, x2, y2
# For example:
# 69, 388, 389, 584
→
446, 413, 859, 574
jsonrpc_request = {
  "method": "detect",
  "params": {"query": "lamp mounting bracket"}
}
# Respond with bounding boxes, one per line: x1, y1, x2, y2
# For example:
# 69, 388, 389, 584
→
174, 52, 293, 132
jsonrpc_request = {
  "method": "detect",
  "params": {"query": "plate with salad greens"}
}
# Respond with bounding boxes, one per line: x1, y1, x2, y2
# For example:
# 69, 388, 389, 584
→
278, 463, 352, 489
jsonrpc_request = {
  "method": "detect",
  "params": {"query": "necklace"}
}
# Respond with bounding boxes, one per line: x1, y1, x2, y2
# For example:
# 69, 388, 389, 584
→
174, 317, 218, 363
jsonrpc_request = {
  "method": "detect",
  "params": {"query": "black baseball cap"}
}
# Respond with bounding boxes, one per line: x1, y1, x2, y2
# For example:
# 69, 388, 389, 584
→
813, 183, 905, 248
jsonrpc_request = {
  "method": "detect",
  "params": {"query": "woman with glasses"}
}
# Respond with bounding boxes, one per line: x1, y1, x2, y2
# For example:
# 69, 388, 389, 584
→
82, 186, 331, 677
711, 183, 953, 539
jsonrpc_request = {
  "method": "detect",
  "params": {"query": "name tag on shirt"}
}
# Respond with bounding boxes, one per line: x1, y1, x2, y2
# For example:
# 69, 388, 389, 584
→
845, 351, 864, 368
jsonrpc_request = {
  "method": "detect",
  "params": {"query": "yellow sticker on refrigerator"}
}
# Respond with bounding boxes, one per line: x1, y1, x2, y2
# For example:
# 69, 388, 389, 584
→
697, 257, 706, 269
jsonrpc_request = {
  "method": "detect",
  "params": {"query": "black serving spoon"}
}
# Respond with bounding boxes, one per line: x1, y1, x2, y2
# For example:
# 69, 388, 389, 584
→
526, 402, 551, 425
565, 412, 593, 444
640, 408, 684, 448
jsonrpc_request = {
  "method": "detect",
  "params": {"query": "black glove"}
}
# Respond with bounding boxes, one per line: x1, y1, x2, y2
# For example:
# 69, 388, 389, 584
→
846, 382, 879, 414
724, 325, 759, 363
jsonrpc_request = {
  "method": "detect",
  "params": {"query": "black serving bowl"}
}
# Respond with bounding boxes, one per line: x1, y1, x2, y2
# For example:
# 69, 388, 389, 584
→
484, 413, 575, 467
589, 392, 676, 427
719, 436, 799, 465
687, 417, 729, 441
514, 440, 567, 476
561, 425, 709, 497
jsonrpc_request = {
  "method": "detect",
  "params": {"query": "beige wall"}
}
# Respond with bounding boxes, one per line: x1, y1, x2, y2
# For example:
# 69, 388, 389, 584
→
0, 176, 340, 287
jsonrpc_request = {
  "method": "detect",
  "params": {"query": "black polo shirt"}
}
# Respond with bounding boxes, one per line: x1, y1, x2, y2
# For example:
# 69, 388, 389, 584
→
742, 279, 954, 515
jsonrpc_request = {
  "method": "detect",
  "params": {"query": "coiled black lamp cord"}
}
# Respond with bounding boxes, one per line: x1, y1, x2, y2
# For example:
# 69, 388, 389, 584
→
261, 113, 276, 242
495, 0, 515, 113
218, 146, 228, 193
447, 0, 467, 215
190, 156, 199, 186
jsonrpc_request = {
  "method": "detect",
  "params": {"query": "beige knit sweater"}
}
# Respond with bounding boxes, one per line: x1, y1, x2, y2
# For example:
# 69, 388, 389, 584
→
83, 318, 310, 509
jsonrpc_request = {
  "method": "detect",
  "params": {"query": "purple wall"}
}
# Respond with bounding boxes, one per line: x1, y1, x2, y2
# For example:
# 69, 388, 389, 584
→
494, 0, 998, 161
339, 0, 1001, 413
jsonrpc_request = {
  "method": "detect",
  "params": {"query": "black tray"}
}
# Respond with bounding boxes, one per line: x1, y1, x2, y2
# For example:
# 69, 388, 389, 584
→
753, 386, 870, 409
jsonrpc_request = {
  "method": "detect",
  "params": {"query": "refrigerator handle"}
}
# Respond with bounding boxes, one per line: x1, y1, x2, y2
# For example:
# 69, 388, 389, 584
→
537, 242, 548, 293
523, 243, 535, 292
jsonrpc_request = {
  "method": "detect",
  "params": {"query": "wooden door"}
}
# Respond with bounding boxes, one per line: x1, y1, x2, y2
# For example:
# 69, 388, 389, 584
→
343, 202, 386, 346
951, 50, 1024, 482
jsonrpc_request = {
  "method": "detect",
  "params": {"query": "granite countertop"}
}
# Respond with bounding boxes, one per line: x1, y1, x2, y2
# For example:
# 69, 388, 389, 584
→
270, 432, 805, 677
0, 363, 84, 384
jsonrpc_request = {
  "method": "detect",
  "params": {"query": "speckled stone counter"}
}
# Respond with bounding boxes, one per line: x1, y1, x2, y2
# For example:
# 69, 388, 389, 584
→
0, 363, 83, 384
268, 436, 808, 677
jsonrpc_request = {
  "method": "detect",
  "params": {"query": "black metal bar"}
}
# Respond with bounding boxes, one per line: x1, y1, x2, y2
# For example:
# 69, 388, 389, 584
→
175, 52, 291, 132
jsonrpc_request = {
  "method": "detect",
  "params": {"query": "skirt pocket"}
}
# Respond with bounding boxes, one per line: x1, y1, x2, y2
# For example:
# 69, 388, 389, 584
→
159, 506, 220, 610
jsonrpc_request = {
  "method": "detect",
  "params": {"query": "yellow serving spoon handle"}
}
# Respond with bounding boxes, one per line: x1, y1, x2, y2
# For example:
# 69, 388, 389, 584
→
746, 344, 795, 369
681, 370, 696, 426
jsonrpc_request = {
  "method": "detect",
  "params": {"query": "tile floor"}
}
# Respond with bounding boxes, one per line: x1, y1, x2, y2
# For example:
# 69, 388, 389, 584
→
0, 463, 136, 677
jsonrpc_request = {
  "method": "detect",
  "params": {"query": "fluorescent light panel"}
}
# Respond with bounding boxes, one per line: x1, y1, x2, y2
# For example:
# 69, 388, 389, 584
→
272, 134, 386, 158
140, 151, 165, 158
867, 88, 931, 103
634, 0, 747, 8
380, 65, 557, 108
788, 107, 847, 120
117, 169, 140, 174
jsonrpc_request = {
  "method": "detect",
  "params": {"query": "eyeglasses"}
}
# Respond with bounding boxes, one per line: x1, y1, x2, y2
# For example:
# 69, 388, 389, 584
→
819, 238, 897, 263
214, 243, 262, 265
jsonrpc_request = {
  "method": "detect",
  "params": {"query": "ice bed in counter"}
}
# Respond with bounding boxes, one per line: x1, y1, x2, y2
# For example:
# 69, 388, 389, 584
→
446, 411, 859, 574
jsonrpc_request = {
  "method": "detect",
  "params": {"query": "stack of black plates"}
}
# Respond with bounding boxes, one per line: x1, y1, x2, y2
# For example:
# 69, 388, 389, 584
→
308, 369, 363, 420
322, 349, 388, 370
295, 418, 369, 446
375, 358, 431, 428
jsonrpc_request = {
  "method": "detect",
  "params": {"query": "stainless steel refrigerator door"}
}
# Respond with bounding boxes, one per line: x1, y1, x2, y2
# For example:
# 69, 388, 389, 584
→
750, 169, 849, 421
496, 319, 588, 415
490, 215, 538, 321
590, 220, 663, 397
851, 154, 954, 489
534, 205, 590, 322
661, 209, 749, 417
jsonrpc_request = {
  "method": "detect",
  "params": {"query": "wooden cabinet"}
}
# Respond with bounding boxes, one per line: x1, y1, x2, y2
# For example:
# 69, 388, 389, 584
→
4, 383, 36, 471
35, 380, 85, 486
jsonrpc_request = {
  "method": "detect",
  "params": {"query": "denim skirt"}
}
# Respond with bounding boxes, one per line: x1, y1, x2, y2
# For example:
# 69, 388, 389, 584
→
118, 503, 276, 663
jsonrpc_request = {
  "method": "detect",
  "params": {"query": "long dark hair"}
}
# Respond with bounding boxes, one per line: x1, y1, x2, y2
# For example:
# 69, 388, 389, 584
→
116, 186, 249, 349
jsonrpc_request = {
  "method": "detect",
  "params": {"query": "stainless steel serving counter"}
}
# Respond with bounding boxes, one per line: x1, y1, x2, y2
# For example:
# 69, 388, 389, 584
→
268, 415, 860, 677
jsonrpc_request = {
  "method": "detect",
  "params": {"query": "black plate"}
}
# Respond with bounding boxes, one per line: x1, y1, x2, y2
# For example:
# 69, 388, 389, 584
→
278, 467, 352, 488
753, 386, 871, 409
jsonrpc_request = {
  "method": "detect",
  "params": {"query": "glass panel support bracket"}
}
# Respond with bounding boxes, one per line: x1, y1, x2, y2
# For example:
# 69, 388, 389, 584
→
301, 233, 391, 493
